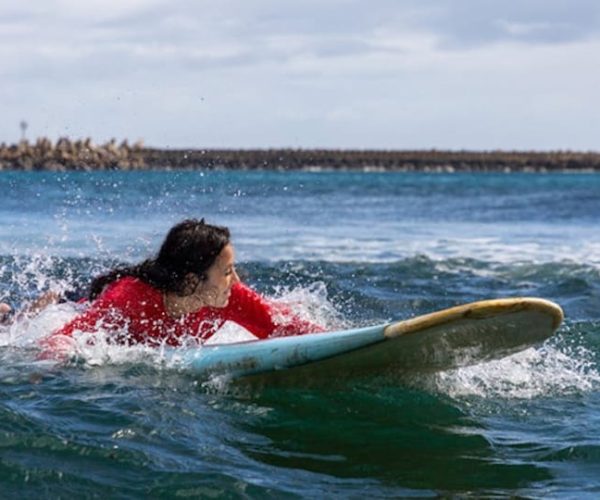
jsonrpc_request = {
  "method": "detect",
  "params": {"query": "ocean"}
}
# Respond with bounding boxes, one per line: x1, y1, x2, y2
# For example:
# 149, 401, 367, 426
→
0, 170, 599, 498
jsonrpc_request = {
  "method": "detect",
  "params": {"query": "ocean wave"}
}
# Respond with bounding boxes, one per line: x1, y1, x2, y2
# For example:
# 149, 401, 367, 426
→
235, 229, 600, 267
1, 253, 598, 391
2, 253, 600, 319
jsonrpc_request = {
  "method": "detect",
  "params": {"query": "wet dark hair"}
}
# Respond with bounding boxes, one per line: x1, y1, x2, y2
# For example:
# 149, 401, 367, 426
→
89, 219, 231, 300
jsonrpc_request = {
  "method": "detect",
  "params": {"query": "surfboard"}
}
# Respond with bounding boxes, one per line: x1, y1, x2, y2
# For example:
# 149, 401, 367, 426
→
166, 297, 563, 384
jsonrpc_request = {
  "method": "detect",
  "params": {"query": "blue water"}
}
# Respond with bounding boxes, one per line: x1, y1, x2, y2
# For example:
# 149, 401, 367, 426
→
1, 170, 600, 497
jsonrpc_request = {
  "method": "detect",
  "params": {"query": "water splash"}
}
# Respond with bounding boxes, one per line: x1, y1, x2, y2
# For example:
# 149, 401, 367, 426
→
0, 280, 343, 372
270, 280, 348, 331
428, 333, 600, 399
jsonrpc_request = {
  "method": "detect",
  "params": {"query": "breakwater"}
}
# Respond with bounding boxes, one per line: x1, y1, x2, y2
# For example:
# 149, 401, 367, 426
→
1, 138, 600, 172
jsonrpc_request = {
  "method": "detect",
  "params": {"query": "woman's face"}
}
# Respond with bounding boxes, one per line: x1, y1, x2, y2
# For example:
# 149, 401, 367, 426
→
195, 243, 240, 308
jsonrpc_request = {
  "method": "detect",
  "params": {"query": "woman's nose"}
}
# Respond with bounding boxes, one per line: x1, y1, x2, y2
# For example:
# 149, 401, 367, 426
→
232, 269, 241, 284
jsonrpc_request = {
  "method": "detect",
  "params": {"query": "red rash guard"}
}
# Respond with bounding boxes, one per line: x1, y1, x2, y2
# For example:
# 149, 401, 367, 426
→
49, 277, 323, 348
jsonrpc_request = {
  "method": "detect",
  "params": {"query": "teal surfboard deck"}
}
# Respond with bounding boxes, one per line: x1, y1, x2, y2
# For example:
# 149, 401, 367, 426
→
167, 297, 563, 384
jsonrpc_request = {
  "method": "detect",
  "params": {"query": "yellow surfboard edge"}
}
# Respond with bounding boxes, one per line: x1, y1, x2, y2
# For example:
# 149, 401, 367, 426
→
383, 297, 564, 339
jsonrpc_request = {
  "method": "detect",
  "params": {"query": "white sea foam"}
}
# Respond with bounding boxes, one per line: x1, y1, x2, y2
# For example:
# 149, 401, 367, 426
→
0, 303, 80, 348
269, 281, 349, 330
429, 340, 600, 399
236, 223, 600, 267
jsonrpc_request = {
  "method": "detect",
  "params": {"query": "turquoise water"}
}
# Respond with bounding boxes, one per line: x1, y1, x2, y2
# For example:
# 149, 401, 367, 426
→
0, 171, 599, 497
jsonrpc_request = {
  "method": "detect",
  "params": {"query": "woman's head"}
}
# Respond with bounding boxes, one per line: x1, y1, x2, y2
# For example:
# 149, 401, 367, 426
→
89, 219, 234, 300
157, 219, 231, 286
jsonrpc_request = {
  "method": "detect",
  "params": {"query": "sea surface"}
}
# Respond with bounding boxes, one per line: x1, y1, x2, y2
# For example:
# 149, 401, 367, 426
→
0, 170, 599, 498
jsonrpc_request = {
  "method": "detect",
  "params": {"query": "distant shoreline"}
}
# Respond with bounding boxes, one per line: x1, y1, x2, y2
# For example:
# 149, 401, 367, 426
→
2, 138, 600, 172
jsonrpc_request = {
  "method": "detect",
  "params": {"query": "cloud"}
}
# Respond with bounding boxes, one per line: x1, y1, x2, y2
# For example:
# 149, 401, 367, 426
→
3, 0, 599, 81
399, 0, 600, 47
1, 1, 599, 149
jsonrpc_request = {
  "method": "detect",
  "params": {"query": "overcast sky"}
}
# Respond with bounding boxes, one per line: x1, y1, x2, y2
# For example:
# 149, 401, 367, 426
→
1, 0, 599, 150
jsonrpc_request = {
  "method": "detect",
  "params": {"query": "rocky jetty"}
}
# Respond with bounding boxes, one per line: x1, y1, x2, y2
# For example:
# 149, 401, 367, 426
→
142, 148, 600, 172
1, 138, 599, 172
0, 138, 145, 171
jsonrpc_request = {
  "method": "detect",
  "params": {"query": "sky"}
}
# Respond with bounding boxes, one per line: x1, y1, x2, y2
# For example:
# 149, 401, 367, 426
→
1, 0, 599, 151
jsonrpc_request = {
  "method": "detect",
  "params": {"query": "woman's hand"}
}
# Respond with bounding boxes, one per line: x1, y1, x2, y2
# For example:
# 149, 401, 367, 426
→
0, 303, 11, 324
37, 333, 77, 361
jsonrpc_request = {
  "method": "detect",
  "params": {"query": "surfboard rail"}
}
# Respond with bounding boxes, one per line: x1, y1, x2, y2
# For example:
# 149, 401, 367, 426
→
384, 297, 564, 339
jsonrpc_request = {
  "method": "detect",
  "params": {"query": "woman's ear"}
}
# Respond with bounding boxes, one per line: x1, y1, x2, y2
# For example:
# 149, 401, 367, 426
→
182, 273, 202, 295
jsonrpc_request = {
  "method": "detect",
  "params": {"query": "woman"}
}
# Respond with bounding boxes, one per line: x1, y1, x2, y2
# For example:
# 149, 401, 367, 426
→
35, 219, 323, 356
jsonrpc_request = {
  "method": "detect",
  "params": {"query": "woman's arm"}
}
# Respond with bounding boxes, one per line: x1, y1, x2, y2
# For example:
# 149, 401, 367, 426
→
0, 288, 86, 325
223, 283, 325, 339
